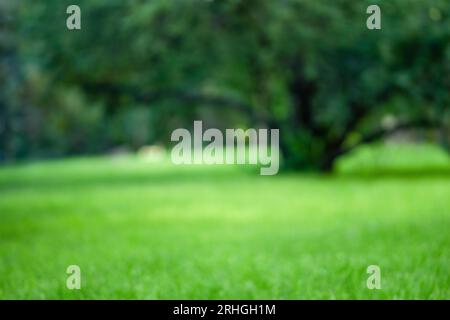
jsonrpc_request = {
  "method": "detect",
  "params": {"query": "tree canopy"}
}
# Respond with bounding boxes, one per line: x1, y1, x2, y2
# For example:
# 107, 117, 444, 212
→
1, 0, 449, 170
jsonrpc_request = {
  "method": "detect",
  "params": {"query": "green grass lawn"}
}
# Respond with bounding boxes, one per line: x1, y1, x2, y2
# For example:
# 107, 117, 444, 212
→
0, 143, 449, 299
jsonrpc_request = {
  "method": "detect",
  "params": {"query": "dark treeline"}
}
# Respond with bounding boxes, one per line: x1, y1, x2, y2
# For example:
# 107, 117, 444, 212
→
1, 0, 449, 170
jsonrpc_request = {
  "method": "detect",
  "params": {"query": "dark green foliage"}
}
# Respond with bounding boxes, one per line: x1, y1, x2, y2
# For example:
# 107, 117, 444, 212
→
2, 0, 449, 169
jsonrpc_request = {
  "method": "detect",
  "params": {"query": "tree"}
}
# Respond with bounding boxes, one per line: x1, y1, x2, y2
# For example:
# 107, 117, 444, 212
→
13, 0, 450, 170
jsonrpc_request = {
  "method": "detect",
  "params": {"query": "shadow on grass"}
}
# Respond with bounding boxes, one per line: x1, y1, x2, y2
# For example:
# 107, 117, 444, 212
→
4, 169, 450, 194
1, 154, 449, 192
0, 162, 260, 192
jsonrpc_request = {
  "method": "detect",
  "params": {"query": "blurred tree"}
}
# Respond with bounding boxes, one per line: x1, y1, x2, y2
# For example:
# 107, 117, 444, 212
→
6, 0, 450, 169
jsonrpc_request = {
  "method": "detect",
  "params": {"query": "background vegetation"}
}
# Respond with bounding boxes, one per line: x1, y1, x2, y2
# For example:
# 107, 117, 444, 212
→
1, 0, 449, 170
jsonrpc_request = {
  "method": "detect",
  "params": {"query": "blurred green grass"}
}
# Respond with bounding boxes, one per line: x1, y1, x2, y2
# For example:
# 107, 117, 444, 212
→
0, 143, 449, 299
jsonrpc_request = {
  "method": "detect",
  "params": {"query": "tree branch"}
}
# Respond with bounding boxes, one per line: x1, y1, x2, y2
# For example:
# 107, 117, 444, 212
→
321, 118, 442, 170
81, 82, 268, 124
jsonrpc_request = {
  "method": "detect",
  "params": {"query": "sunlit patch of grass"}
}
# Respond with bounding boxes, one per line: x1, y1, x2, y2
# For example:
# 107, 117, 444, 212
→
335, 142, 450, 175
